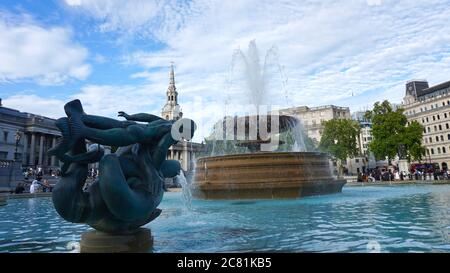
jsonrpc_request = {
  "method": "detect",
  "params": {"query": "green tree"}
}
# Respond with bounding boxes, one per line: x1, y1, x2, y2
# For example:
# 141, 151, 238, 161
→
364, 100, 425, 162
278, 128, 318, 152
318, 119, 361, 176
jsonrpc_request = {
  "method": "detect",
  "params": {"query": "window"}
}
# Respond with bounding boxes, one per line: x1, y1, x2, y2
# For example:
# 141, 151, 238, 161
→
433, 116, 436, 121
422, 118, 425, 123
439, 125, 442, 130
443, 102, 446, 106
427, 149, 430, 155
446, 113, 448, 118
431, 148, 435, 154
436, 136, 439, 142
434, 125, 437, 131
428, 127, 431, 133
0, 151, 7, 159
443, 147, 447, 153
441, 135, 444, 141
355, 159, 359, 163
438, 147, 441, 154
426, 117, 429, 122
430, 137, 433, 143
447, 123, 449, 129
448, 134, 450, 140
438, 115, 441, 120
2, 131, 8, 143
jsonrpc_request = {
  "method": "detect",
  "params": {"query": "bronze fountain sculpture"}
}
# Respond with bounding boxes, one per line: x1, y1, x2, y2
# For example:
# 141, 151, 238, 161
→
48, 99, 195, 251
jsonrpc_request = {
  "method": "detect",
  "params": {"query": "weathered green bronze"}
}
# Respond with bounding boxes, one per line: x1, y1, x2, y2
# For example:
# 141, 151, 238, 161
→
48, 99, 196, 233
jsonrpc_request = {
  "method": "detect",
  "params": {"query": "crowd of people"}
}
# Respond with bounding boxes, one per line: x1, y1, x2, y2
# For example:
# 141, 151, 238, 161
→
357, 167, 450, 182
23, 167, 61, 181
13, 167, 100, 194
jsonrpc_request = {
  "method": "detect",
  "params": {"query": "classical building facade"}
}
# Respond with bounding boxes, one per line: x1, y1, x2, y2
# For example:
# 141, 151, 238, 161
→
403, 79, 450, 170
160, 64, 204, 173
0, 99, 61, 171
278, 105, 351, 143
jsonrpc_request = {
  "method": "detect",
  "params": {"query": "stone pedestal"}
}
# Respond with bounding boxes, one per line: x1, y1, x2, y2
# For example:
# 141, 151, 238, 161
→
80, 228, 153, 253
398, 159, 409, 173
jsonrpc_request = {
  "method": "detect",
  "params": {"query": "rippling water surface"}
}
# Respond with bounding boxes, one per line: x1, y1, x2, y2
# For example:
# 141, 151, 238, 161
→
1, 184, 450, 253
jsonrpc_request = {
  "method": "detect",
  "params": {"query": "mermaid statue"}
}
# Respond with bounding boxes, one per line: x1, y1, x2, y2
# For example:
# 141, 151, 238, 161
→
48, 99, 196, 233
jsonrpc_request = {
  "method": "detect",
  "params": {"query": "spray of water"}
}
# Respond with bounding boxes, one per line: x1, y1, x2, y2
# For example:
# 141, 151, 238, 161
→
203, 40, 309, 156
175, 171, 192, 210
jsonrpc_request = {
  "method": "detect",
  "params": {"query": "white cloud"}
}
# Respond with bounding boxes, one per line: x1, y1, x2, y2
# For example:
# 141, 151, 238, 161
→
63, 0, 188, 39
113, 0, 450, 112
130, 70, 154, 80
366, 0, 382, 6
70, 84, 166, 118
65, 0, 82, 6
0, 14, 91, 85
93, 54, 107, 64
26, 0, 450, 140
2, 95, 66, 118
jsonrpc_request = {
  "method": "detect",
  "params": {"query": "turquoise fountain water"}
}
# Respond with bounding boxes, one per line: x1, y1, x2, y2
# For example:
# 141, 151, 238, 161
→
1, 184, 450, 253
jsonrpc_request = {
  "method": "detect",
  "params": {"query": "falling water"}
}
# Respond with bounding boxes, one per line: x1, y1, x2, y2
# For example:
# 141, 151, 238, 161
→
286, 118, 307, 152
175, 171, 192, 210
229, 40, 283, 110
205, 40, 309, 155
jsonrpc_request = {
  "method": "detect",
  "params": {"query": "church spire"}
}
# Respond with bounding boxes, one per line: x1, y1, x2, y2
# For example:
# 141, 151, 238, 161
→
162, 62, 181, 120
167, 62, 177, 96
169, 61, 175, 85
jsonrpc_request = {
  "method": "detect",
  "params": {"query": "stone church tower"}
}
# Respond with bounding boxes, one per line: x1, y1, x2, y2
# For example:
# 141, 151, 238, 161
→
161, 63, 182, 120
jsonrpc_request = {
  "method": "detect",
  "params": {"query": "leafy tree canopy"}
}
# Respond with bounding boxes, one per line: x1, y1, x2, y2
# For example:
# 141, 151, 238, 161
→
364, 100, 425, 162
318, 118, 361, 161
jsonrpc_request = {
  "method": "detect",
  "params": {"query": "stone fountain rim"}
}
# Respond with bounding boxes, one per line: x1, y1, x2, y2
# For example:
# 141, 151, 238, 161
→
196, 151, 330, 161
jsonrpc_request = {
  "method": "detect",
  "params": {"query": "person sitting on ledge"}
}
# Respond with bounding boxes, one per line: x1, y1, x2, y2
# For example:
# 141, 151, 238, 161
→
42, 179, 53, 192
14, 183, 25, 194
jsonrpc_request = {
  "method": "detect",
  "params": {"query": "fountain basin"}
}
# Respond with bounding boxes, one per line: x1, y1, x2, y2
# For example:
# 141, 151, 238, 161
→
192, 152, 346, 199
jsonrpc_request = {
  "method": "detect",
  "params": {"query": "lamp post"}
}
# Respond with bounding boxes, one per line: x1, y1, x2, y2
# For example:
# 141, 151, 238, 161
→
9, 130, 22, 190
14, 130, 22, 160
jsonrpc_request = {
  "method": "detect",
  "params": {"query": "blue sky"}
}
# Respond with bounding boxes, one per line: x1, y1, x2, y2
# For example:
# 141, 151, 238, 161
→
1, 0, 450, 141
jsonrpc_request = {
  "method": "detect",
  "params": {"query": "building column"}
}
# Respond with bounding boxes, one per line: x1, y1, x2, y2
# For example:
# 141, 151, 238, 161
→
22, 133, 29, 166
29, 133, 36, 166
182, 141, 189, 171
51, 137, 57, 166
38, 134, 44, 166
